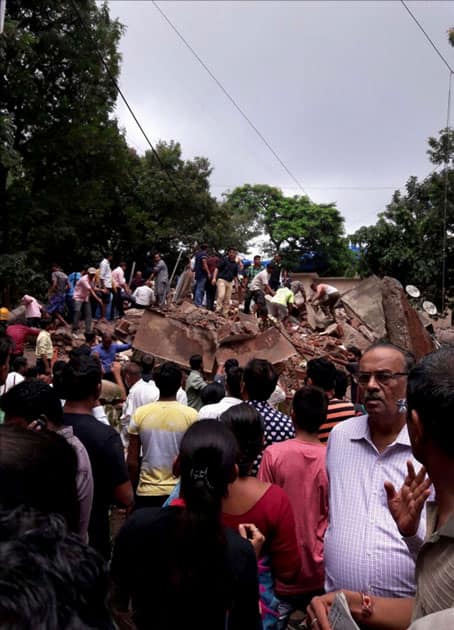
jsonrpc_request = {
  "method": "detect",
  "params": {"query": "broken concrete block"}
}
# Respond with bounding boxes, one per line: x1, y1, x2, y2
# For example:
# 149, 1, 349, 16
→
382, 277, 434, 360
216, 326, 297, 368
341, 322, 373, 352
341, 276, 386, 339
217, 316, 259, 345
133, 309, 217, 372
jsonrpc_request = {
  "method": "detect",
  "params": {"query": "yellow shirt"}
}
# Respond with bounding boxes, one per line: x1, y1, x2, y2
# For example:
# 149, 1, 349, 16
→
35, 330, 53, 360
129, 401, 198, 496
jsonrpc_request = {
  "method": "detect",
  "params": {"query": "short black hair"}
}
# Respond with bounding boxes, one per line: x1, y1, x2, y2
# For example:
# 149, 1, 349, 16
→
84, 332, 96, 344
1, 380, 63, 427
243, 358, 278, 401
334, 369, 348, 399
201, 382, 225, 406
12, 356, 27, 373
292, 386, 328, 433
346, 345, 362, 360
0, 332, 12, 367
226, 366, 244, 399
189, 354, 203, 370
220, 403, 264, 476
306, 357, 336, 392
140, 353, 155, 374
52, 360, 66, 376
224, 358, 239, 373
364, 340, 415, 372
60, 355, 101, 401
69, 345, 91, 359
0, 506, 113, 629
154, 362, 182, 397
407, 348, 454, 458
0, 425, 79, 532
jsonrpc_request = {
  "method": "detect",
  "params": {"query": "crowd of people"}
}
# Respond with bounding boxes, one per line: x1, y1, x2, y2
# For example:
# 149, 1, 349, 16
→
2, 252, 454, 629
1, 249, 344, 364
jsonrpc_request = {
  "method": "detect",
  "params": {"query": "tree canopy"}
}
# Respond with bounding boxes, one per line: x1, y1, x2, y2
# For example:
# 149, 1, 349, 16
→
223, 184, 356, 275
0, 0, 251, 304
351, 128, 454, 307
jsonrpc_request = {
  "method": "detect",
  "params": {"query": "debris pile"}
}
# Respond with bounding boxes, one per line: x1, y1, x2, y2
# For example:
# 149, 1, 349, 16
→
15, 275, 437, 395
131, 275, 436, 393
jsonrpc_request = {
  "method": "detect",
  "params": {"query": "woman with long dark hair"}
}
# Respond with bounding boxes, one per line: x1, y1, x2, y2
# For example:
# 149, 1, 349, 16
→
110, 420, 262, 629
220, 403, 302, 628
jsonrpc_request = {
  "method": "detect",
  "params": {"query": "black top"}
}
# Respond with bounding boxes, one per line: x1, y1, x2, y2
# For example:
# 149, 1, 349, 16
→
111, 506, 261, 630
269, 263, 282, 290
217, 257, 239, 282
63, 413, 129, 559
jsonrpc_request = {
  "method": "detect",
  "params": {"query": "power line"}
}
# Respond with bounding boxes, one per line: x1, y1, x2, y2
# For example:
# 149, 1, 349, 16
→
151, 0, 308, 196
69, 0, 187, 203
400, 1, 454, 74
210, 184, 402, 191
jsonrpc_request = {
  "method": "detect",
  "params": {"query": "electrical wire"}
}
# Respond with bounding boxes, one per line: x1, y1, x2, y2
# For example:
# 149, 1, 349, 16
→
151, 0, 308, 196
400, 1, 454, 309
69, 0, 187, 203
400, 1, 454, 73
210, 184, 401, 191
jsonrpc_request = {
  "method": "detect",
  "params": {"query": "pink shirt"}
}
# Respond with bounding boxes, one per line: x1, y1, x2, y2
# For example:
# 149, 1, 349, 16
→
112, 266, 126, 288
22, 295, 41, 318
258, 438, 328, 593
73, 275, 93, 302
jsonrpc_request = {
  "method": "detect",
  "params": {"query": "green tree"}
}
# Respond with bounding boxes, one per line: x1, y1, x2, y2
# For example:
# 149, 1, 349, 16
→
1, 0, 127, 302
351, 129, 454, 306
0, 1, 253, 303
223, 184, 356, 275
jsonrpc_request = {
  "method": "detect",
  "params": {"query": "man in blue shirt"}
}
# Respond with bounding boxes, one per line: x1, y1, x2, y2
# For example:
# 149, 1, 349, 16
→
193, 244, 211, 308
91, 332, 131, 379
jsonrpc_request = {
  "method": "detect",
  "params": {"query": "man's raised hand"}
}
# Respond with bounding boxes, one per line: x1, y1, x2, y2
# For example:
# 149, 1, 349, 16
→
384, 461, 431, 537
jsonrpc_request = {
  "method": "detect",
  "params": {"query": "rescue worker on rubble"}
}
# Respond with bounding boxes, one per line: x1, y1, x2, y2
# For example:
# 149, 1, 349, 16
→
309, 280, 340, 321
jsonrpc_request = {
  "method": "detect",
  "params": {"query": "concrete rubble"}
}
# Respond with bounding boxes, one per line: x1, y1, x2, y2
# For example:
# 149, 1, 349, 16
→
17, 274, 441, 397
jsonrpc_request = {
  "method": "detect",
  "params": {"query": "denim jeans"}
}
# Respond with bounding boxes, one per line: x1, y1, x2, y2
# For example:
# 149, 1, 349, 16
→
194, 277, 207, 307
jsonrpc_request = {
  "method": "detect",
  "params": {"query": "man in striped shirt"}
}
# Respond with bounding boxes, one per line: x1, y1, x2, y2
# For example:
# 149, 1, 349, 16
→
306, 357, 357, 443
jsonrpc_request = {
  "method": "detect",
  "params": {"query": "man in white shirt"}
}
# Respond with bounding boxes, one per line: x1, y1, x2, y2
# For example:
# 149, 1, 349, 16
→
99, 254, 113, 291
121, 361, 159, 447
112, 262, 130, 318
0, 356, 27, 394
309, 280, 340, 320
132, 281, 154, 308
198, 367, 243, 420
244, 264, 275, 317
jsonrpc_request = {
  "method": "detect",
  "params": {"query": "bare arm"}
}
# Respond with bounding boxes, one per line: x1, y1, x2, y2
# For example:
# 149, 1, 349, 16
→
88, 286, 103, 304
307, 591, 414, 630
127, 434, 141, 492
202, 258, 210, 277
113, 480, 134, 511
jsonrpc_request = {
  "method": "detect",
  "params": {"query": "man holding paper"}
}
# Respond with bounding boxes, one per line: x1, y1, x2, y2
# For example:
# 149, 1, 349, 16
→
308, 347, 454, 629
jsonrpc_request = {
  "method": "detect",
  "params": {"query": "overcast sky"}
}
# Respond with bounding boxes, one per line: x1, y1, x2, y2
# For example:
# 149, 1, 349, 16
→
108, 0, 454, 235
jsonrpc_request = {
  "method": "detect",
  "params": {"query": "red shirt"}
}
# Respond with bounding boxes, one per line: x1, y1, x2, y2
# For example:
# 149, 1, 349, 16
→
222, 483, 301, 595
258, 439, 328, 593
7, 324, 40, 355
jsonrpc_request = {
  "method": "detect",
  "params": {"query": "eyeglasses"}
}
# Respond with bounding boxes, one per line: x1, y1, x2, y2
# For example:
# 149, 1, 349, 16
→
357, 371, 408, 386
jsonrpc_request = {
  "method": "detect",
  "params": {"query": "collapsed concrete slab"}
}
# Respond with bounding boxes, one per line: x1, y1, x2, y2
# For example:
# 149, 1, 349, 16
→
341, 276, 385, 339
133, 309, 218, 372
216, 326, 297, 368
382, 277, 434, 360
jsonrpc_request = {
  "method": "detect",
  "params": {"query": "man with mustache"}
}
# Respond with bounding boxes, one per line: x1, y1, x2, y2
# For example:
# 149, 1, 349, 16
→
312, 342, 426, 622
